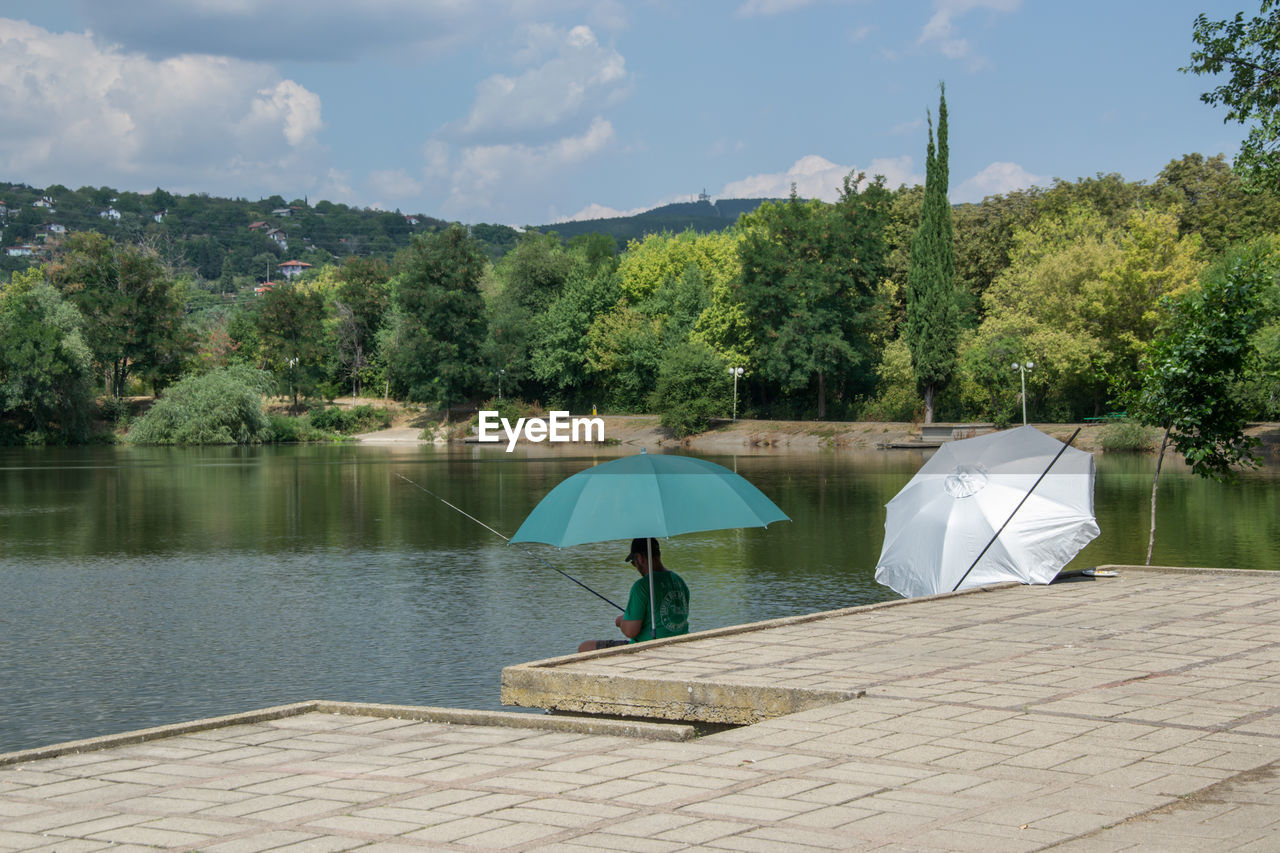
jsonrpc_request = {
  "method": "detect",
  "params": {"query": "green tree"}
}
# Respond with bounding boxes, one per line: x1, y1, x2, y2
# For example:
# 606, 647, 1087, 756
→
256, 285, 327, 410
127, 366, 274, 445
47, 232, 188, 397
736, 176, 891, 419
1185, 2, 1280, 188
904, 84, 960, 424
530, 267, 619, 408
332, 257, 390, 398
650, 340, 730, 438
0, 267, 94, 443
385, 226, 488, 407
1130, 258, 1265, 564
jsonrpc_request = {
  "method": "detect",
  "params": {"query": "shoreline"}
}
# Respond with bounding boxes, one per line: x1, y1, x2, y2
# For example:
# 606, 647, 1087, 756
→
357, 413, 1280, 454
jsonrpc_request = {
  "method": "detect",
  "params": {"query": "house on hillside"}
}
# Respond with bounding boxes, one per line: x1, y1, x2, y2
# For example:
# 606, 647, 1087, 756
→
99, 207, 121, 220
254, 281, 277, 295
32, 196, 54, 210
7, 244, 35, 257
265, 228, 287, 250
153, 210, 167, 223
277, 260, 312, 280
248, 221, 268, 231
272, 207, 292, 217
36, 224, 66, 241
405, 215, 420, 225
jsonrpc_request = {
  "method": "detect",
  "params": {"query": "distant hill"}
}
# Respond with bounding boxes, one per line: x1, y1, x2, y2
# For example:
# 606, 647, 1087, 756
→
534, 197, 781, 246
0, 181, 522, 280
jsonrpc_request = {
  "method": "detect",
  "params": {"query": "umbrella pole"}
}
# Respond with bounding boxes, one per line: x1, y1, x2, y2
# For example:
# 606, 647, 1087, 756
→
647, 538, 656, 640
951, 427, 1083, 593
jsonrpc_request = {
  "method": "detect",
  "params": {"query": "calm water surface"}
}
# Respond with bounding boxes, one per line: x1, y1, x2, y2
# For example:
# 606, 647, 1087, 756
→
2, 442, 1278, 753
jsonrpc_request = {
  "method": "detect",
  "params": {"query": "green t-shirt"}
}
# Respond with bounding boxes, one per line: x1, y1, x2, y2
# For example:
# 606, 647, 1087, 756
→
624, 569, 689, 641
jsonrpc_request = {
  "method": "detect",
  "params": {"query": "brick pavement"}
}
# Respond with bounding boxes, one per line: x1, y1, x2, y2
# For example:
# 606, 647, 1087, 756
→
2, 566, 1278, 851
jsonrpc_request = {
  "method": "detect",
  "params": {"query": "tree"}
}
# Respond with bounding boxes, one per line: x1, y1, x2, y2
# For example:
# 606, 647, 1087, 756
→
1130, 258, 1265, 564
332, 257, 389, 398
904, 83, 960, 424
1185, 2, 1280, 188
256, 285, 327, 410
0, 267, 94, 443
736, 175, 891, 419
530, 267, 619, 408
385, 226, 488, 407
47, 232, 187, 397
127, 366, 274, 445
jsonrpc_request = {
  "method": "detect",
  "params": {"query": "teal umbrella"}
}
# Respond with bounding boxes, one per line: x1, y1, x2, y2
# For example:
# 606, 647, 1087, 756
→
510, 451, 789, 641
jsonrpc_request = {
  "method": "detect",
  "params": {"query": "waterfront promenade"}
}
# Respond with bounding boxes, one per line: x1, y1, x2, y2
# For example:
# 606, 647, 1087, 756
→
2, 566, 1278, 851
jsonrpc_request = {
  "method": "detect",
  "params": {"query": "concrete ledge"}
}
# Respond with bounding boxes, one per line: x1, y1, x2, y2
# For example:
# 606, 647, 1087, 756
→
502, 581, 1023, 723
0, 700, 697, 766
502, 670, 864, 725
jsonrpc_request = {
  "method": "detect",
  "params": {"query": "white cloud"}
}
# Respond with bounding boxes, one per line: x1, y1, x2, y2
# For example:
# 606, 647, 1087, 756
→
430, 117, 616, 220
918, 0, 1020, 68
953, 161, 1044, 202
555, 201, 650, 222
0, 18, 325, 196
367, 168, 425, 200
74, 1, 611, 62
445, 24, 628, 140
735, 0, 818, 16
719, 154, 923, 201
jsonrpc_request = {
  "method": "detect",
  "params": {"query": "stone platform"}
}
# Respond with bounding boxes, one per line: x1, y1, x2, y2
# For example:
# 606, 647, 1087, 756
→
2, 566, 1279, 851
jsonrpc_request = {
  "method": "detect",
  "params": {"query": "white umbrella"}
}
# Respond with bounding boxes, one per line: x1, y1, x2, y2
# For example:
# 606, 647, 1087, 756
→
875, 425, 1100, 598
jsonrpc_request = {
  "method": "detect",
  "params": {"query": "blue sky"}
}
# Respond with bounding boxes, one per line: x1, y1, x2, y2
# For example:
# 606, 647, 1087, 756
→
0, 1, 1247, 226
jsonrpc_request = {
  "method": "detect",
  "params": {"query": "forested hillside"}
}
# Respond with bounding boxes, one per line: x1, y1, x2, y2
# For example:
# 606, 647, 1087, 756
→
3, 152, 1280, 447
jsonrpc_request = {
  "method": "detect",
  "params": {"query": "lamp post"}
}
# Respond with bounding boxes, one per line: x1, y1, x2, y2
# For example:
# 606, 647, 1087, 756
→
1012, 361, 1034, 425
496, 369, 505, 401
728, 366, 745, 420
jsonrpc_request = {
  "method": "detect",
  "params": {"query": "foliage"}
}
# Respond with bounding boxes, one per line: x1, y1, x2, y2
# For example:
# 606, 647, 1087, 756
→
46, 232, 188, 396
307, 404, 392, 434
385, 226, 488, 407
331, 257, 390, 398
265, 413, 331, 443
1099, 420, 1157, 452
736, 175, 891, 419
127, 366, 274, 445
1131, 258, 1265, 479
529, 267, 620, 409
904, 84, 960, 423
650, 341, 731, 438
0, 267, 94, 443
859, 338, 922, 422
968, 205, 1203, 420
256, 284, 328, 409
1184, 2, 1280, 188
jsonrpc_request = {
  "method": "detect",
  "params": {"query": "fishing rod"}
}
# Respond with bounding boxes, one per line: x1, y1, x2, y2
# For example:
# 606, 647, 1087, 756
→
393, 472, 623, 611
952, 427, 1082, 592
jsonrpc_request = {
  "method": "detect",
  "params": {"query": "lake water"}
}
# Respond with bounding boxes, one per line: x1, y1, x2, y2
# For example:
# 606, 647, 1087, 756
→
2, 441, 1278, 753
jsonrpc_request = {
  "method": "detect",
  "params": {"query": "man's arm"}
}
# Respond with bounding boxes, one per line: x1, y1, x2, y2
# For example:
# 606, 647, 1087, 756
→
616, 613, 643, 638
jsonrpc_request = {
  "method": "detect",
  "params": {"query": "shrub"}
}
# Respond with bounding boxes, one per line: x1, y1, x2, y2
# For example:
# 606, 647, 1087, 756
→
649, 342, 730, 438
309, 404, 392, 434
1099, 419, 1156, 452
266, 413, 329, 443
127, 366, 273, 445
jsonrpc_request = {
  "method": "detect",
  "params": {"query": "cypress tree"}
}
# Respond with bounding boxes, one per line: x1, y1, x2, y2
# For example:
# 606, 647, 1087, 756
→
905, 83, 959, 424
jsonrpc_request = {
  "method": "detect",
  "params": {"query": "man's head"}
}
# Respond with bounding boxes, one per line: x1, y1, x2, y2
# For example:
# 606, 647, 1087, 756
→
625, 537, 661, 573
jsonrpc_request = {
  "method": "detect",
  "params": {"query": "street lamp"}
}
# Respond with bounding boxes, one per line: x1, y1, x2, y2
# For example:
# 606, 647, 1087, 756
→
496, 369, 505, 401
728, 366, 745, 420
1012, 361, 1034, 425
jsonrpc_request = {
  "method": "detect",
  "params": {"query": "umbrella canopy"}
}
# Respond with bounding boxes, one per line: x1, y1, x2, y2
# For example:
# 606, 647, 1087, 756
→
875, 425, 1099, 599
510, 451, 789, 643
510, 451, 789, 548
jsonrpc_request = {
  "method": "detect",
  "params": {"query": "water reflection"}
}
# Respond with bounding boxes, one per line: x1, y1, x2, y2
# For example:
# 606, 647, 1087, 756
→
0, 443, 1277, 753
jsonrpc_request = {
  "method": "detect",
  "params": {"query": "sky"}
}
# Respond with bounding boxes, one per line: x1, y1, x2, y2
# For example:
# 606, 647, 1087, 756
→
0, 1, 1249, 227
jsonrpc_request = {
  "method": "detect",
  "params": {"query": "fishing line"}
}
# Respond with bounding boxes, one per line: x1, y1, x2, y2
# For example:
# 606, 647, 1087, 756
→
393, 472, 623, 611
